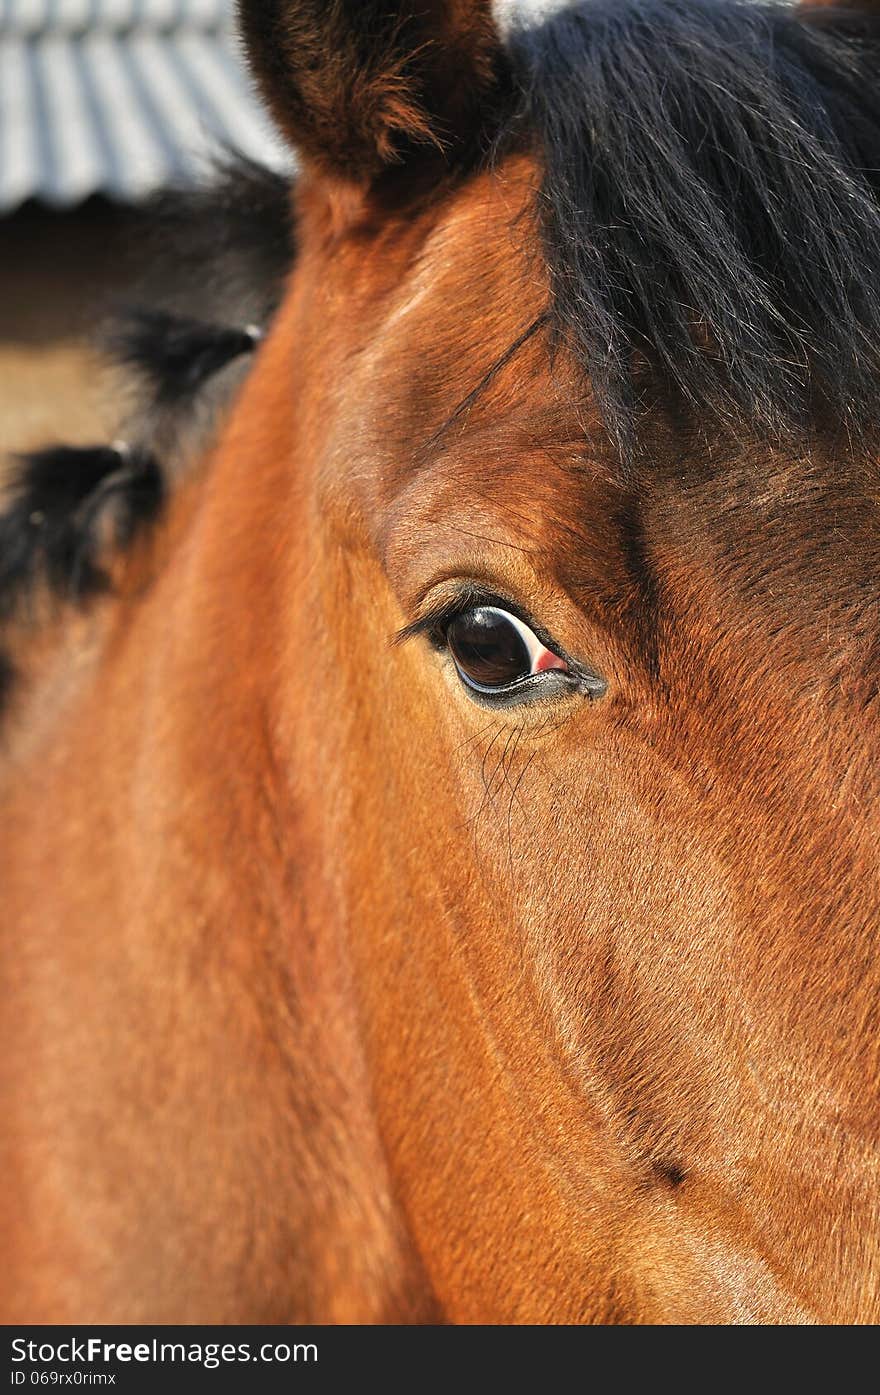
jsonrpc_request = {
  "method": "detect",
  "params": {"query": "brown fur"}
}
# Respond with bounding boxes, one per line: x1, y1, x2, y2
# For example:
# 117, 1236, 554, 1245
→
803, 0, 879, 8
1, 0, 879, 1324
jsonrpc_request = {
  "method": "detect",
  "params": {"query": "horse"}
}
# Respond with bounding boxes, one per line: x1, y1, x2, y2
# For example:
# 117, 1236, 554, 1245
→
2, 0, 880, 1325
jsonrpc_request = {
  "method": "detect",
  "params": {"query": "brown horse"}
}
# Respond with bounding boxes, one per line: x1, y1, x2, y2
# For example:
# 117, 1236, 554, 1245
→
2, 0, 880, 1324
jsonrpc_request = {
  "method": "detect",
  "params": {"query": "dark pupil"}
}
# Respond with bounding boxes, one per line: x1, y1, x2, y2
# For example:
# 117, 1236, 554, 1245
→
447, 608, 531, 690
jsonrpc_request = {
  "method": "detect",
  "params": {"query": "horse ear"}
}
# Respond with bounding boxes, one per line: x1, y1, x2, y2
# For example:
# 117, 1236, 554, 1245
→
237, 1, 508, 184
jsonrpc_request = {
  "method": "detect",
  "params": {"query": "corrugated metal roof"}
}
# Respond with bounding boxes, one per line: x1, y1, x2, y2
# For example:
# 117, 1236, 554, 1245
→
0, 1, 288, 211
1, 3, 234, 35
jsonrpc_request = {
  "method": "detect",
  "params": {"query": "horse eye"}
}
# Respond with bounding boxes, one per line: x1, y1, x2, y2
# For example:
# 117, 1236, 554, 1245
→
444, 606, 569, 695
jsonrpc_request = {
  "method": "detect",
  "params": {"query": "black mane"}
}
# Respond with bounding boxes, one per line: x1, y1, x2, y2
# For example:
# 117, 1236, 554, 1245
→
0, 158, 293, 661
110, 155, 294, 446
509, 0, 880, 454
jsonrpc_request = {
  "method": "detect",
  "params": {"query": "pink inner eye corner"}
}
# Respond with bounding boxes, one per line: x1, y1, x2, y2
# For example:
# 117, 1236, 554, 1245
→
533, 647, 569, 675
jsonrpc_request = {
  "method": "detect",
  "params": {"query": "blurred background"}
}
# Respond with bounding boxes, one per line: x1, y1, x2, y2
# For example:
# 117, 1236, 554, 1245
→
0, 0, 285, 454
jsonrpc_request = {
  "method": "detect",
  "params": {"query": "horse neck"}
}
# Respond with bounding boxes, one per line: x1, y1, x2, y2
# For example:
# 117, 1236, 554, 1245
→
0, 299, 437, 1323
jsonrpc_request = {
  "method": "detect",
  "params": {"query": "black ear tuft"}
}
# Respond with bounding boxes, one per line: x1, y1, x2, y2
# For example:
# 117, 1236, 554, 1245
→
0, 444, 164, 615
237, 0, 509, 183
106, 309, 261, 410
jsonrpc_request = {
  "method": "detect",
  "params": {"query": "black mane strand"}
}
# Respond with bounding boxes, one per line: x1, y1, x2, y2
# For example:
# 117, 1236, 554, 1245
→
106, 310, 262, 410
0, 444, 164, 619
133, 154, 295, 328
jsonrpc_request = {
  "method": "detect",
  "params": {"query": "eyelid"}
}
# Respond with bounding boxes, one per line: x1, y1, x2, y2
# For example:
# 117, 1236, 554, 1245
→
394, 585, 560, 654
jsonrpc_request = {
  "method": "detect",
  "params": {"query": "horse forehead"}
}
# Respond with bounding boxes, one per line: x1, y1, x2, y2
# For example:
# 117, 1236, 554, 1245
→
379, 156, 544, 340
309, 154, 603, 502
